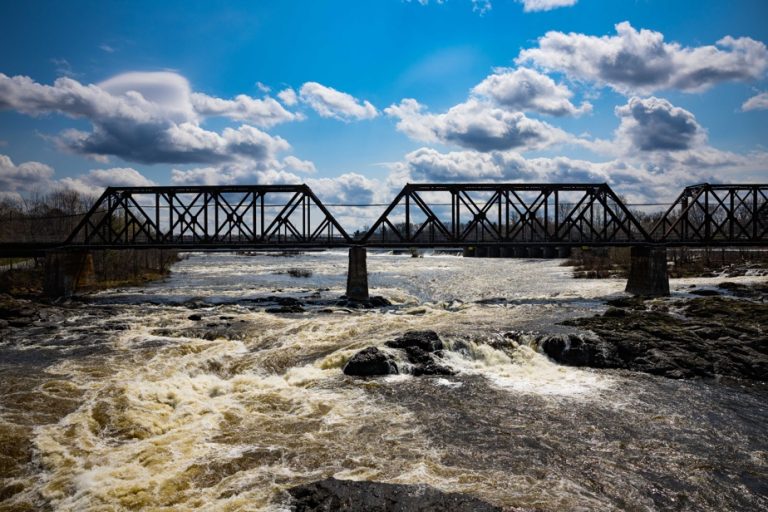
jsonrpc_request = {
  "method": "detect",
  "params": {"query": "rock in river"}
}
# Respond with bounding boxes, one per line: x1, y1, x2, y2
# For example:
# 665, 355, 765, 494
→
385, 330, 444, 352
542, 293, 768, 381
343, 347, 398, 376
286, 477, 503, 511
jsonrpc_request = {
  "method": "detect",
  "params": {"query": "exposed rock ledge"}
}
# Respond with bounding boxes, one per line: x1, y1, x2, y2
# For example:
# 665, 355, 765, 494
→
285, 478, 507, 511
343, 331, 454, 377
537, 282, 768, 381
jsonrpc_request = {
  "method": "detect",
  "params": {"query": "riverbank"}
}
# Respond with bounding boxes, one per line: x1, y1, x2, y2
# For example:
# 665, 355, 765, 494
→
0, 251, 180, 298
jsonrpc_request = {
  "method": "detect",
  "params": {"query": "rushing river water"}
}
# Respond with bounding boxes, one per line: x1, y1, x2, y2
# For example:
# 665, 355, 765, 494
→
1, 251, 767, 511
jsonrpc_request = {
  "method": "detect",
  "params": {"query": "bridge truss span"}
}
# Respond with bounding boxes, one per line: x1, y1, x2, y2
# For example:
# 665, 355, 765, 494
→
360, 183, 651, 247
649, 184, 768, 246
64, 185, 352, 249
1, 182, 767, 255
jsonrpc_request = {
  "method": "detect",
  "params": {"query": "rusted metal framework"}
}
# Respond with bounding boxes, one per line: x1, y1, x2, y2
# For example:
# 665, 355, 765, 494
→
649, 184, 768, 246
63, 185, 351, 249
360, 183, 649, 247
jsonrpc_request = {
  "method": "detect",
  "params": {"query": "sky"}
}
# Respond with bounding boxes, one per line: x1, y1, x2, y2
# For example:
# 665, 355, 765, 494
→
0, 0, 767, 224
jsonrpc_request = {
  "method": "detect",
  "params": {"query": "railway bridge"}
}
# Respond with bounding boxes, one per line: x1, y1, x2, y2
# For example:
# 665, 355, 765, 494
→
1, 183, 766, 298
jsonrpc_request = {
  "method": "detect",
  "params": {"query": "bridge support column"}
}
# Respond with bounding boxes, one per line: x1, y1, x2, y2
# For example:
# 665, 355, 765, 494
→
43, 251, 95, 298
625, 246, 669, 297
527, 246, 543, 258
346, 246, 369, 301
501, 246, 513, 258
487, 246, 500, 258
513, 247, 526, 258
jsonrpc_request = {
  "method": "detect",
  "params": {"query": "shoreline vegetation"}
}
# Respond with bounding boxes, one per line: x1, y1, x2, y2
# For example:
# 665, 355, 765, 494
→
0, 189, 180, 298
564, 246, 768, 278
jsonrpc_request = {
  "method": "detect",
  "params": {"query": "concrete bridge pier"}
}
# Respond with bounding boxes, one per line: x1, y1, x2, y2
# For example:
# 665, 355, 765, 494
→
43, 251, 95, 298
346, 246, 369, 301
625, 246, 670, 297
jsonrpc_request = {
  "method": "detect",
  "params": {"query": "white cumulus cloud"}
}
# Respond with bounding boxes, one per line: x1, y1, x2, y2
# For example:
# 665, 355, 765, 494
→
298, 82, 378, 121
0, 71, 299, 166
472, 67, 591, 116
385, 97, 571, 152
742, 91, 768, 111
517, 22, 768, 94
518, 0, 577, 12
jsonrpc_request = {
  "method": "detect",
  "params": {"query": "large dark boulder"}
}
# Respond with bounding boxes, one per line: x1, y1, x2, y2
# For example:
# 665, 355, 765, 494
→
343, 347, 398, 376
286, 478, 502, 512
386, 330, 443, 352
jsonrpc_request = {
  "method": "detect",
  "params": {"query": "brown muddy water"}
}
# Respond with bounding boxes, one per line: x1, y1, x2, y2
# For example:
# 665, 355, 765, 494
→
1, 251, 766, 511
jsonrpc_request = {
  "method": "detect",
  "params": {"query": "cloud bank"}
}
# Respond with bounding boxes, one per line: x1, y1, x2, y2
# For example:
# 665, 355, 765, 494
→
517, 22, 768, 94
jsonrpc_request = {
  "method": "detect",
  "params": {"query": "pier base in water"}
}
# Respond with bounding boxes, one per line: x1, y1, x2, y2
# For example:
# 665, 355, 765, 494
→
43, 251, 95, 298
625, 246, 669, 297
346, 246, 369, 301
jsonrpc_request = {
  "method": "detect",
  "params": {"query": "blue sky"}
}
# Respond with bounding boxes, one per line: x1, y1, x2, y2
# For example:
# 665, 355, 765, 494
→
0, 0, 767, 218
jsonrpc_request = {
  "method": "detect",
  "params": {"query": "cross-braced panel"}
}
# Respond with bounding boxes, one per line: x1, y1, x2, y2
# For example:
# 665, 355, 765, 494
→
649, 184, 768, 245
360, 183, 650, 246
64, 185, 351, 248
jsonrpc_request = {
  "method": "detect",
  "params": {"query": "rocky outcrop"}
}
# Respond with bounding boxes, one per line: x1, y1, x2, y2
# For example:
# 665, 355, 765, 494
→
404, 346, 454, 376
264, 305, 305, 314
387, 330, 454, 376
343, 347, 398, 376
386, 330, 444, 352
285, 478, 503, 512
344, 331, 455, 378
336, 295, 392, 309
540, 289, 768, 381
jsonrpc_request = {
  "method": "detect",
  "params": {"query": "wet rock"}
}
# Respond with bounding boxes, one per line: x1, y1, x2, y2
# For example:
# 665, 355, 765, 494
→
246, 296, 304, 307
343, 347, 398, 376
265, 305, 305, 314
386, 330, 443, 352
286, 478, 502, 512
335, 295, 392, 309
718, 281, 768, 299
690, 288, 721, 296
605, 296, 646, 310
547, 293, 768, 381
405, 346, 455, 376
188, 314, 203, 321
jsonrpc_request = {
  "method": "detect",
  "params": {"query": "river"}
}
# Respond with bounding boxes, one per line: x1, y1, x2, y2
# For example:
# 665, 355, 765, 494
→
1, 251, 766, 511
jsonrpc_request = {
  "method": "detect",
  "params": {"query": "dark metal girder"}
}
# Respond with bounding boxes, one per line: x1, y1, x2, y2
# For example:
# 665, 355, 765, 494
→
2, 183, 767, 256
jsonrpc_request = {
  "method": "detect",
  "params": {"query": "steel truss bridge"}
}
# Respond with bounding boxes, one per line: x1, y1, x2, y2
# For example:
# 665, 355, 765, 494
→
1, 183, 767, 256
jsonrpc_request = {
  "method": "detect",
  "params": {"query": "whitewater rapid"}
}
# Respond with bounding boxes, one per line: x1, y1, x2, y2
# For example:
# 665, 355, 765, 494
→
1, 251, 766, 511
